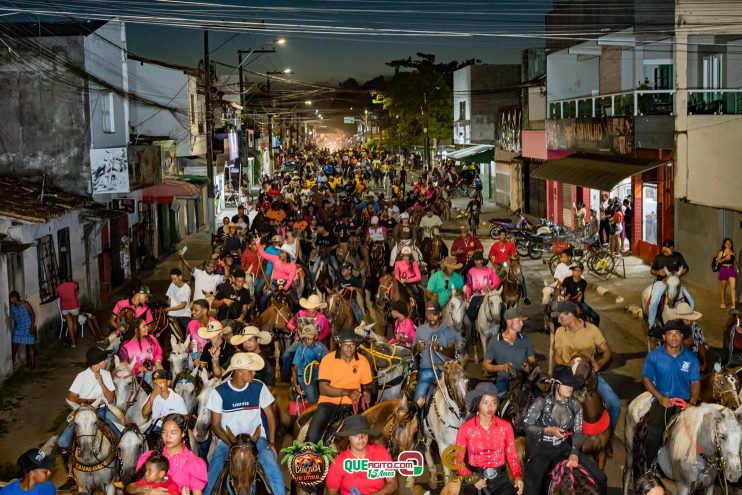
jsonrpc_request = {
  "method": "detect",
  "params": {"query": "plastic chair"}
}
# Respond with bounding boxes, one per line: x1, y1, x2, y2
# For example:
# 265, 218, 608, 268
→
58, 300, 85, 340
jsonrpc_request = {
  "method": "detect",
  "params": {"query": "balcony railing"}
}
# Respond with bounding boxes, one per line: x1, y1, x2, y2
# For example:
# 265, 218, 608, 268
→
548, 90, 675, 119
688, 90, 742, 115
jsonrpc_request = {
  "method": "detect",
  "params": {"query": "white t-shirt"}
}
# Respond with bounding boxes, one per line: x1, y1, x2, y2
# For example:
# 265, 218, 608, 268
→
206, 379, 274, 440
151, 389, 188, 424
554, 263, 573, 284
419, 215, 443, 238
192, 269, 224, 300
69, 368, 115, 403
166, 282, 192, 317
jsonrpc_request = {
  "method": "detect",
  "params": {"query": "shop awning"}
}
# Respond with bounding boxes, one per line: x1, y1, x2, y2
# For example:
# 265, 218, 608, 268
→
142, 179, 201, 204
447, 144, 495, 164
531, 152, 668, 191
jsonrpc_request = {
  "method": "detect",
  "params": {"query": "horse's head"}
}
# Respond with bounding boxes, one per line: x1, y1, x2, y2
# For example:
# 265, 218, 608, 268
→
195, 371, 220, 442
569, 356, 593, 390
73, 404, 101, 451
716, 407, 742, 482
169, 335, 191, 381
174, 370, 202, 417
118, 426, 146, 485
112, 357, 137, 410
508, 258, 521, 277
506, 367, 542, 426
713, 371, 741, 410
229, 430, 261, 495
376, 274, 394, 304
386, 396, 419, 457
484, 290, 503, 321
440, 360, 468, 412
666, 273, 682, 308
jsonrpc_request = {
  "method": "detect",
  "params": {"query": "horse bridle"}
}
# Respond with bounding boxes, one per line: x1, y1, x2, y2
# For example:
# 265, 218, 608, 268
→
228, 443, 258, 492
115, 371, 142, 409
712, 375, 740, 409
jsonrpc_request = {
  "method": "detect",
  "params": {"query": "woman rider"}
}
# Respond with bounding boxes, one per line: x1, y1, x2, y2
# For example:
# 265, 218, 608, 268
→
427, 256, 465, 308
523, 365, 606, 495
389, 212, 416, 266
456, 382, 524, 495
119, 318, 164, 385
394, 246, 423, 323
255, 236, 297, 311
464, 252, 500, 344
110, 285, 153, 339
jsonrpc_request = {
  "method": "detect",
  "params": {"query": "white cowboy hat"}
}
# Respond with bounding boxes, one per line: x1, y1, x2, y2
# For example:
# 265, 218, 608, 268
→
225, 352, 265, 373
299, 294, 327, 310
668, 302, 703, 321
230, 326, 272, 346
197, 321, 223, 340
400, 246, 413, 256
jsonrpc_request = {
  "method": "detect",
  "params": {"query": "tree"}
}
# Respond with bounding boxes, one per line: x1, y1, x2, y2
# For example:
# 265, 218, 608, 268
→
372, 53, 479, 149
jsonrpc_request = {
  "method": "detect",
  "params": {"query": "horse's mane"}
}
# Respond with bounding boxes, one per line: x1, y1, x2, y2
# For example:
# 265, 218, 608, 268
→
670, 403, 721, 463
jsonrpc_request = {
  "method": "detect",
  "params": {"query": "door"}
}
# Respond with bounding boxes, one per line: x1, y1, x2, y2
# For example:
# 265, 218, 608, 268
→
57, 227, 71, 281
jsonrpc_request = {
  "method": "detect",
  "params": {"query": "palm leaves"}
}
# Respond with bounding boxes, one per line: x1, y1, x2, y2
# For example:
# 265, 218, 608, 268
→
280, 440, 337, 466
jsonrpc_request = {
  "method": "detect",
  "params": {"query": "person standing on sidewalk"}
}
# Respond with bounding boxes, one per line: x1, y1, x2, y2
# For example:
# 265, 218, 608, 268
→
165, 268, 191, 336
9, 291, 36, 368
716, 238, 738, 309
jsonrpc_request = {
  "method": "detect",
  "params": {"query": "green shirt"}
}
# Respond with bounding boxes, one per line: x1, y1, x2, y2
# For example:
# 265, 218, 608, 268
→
426, 270, 465, 307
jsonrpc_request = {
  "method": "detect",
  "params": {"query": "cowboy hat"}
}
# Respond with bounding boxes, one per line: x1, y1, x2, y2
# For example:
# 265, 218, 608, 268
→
197, 321, 224, 340
667, 302, 703, 321
551, 365, 578, 388
271, 234, 283, 244
442, 256, 463, 270
661, 319, 692, 339
464, 381, 499, 408
335, 328, 363, 344
300, 324, 318, 339
225, 352, 265, 374
400, 246, 413, 256
299, 294, 327, 310
230, 326, 272, 346
336, 415, 381, 437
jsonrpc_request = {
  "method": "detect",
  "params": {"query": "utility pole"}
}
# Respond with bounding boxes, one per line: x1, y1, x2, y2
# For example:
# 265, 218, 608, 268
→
204, 30, 215, 234
423, 93, 430, 170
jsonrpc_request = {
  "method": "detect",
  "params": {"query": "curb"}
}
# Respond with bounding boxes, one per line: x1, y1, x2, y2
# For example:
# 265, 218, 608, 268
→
590, 284, 643, 320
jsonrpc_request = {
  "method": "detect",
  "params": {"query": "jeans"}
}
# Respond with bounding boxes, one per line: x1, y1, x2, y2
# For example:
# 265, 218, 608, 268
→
350, 299, 363, 323
306, 403, 354, 444
310, 255, 339, 280
205, 436, 285, 495
519, 272, 528, 299
281, 340, 301, 383
174, 316, 190, 337
58, 405, 121, 449
414, 368, 441, 402
581, 302, 601, 327
647, 281, 695, 328
595, 374, 621, 431
255, 277, 267, 301
300, 381, 320, 404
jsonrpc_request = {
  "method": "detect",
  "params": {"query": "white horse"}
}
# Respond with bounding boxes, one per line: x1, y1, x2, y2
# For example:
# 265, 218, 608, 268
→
476, 287, 504, 360
623, 393, 742, 495
641, 273, 689, 329
441, 288, 466, 360
118, 425, 147, 486
174, 367, 207, 418
168, 335, 192, 383
112, 357, 150, 428
68, 401, 117, 495
421, 360, 468, 488
194, 374, 221, 445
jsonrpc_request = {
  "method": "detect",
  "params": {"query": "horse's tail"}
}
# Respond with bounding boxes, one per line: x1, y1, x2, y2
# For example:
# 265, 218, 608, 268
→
632, 412, 651, 484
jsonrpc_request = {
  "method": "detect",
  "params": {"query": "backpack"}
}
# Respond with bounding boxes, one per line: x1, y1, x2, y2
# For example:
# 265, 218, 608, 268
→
712, 256, 721, 272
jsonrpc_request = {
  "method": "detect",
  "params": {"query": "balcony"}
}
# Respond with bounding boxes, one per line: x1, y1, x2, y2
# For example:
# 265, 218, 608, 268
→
548, 90, 674, 119
688, 90, 742, 115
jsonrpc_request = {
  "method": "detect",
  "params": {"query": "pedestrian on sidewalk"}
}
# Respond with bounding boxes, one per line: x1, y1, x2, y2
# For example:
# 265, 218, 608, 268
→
716, 238, 738, 309
9, 291, 36, 368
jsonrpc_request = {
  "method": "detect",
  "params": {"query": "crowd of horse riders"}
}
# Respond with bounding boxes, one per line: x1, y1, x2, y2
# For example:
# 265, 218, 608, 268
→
8, 147, 742, 495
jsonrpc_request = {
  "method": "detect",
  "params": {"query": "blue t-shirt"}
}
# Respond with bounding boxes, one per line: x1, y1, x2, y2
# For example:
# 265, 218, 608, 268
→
0, 480, 55, 495
642, 346, 700, 401
264, 246, 280, 276
413, 323, 459, 369
293, 342, 329, 383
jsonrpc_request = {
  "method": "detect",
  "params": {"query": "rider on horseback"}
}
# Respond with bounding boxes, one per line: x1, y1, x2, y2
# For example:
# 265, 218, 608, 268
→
389, 212, 416, 266
452, 226, 483, 270
230, 326, 275, 387
427, 256, 465, 308
110, 285, 153, 336
647, 239, 693, 330
418, 209, 443, 255
305, 329, 374, 444
523, 365, 607, 495
482, 308, 537, 394
291, 324, 329, 405
255, 238, 297, 311
641, 320, 699, 464
464, 252, 500, 343
338, 263, 366, 323
489, 231, 530, 305
413, 302, 458, 408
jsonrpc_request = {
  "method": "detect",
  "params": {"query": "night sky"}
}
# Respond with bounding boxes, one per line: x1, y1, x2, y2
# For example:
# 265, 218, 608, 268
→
3, 0, 554, 85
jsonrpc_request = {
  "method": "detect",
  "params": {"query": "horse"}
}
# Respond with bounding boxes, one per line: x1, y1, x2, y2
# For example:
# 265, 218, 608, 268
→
699, 368, 741, 410
570, 356, 610, 470
194, 374, 221, 445
251, 297, 292, 374
424, 233, 446, 273
499, 366, 544, 433
502, 258, 522, 308
112, 357, 150, 429
354, 323, 414, 403
641, 273, 688, 336
211, 429, 269, 495
421, 359, 469, 488
173, 369, 204, 421
376, 273, 417, 329
365, 243, 387, 303
67, 402, 118, 495
475, 288, 504, 362
168, 335, 192, 383
623, 393, 742, 495
327, 290, 359, 335
441, 289, 466, 360
118, 425, 147, 486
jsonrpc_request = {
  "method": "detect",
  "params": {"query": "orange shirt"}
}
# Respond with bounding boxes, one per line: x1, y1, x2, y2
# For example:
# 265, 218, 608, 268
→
317, 352, 373, 405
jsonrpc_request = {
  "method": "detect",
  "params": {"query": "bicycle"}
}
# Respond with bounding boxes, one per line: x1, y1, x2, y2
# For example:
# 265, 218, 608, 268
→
547, 238, 616, 277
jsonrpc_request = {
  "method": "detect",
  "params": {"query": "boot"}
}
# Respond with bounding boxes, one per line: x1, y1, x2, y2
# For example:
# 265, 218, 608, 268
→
58, 449, 77, 491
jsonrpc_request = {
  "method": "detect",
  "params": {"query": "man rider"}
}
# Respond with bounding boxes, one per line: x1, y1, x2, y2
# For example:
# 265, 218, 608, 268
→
305, 329, 374, 444
418, 209, 443, 254
488, 230, 530, 304
452, 226, 483, 268
483, 308, 537, 393
212, 268, 252, 322
642, 320, 700, 464
648, 239, 694, 331
338, 263, 365, 323
413, 302, 458, 408
230, 326, 276, 387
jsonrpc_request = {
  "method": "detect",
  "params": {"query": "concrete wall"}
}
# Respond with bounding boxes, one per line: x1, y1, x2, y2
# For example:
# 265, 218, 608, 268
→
0, 257, 11, 382
546, 49, 600, 100
0, 36, 91, 195
453, 66, 471, 122
600, 46, 623, 94
84, 21, 129, 151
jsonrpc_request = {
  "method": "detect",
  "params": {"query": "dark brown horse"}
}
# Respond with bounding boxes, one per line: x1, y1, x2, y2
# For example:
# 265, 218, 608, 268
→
424, 233, 446, 272
570, 356, 610, 470
251, 298, 292, 376
212, 429, 268, 495
502, 257, 522, 308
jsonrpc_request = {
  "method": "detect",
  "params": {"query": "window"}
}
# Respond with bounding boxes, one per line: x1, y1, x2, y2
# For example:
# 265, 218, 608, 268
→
7, 251, 25, 299
190, 94, 196, 125
57, 227, 71, 281
703, 54, 723, 90
642, 184, 658, 245
102, 91, 115, 133
37, 235, 60, 303
459, 101, 466, 121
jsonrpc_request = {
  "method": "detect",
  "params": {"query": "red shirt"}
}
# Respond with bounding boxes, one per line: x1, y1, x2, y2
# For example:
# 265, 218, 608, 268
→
455, 416, 522, 478
56, 281, 80, 310
241, 249, 261, 276
488, 241, 517, 265
325, 444, 392, 495
134, 477, 179, 495
451, 236, 483, 264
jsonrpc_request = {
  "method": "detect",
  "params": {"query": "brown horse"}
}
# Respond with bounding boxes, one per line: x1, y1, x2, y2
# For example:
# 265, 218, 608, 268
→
376, 273, 418, 326
251, 298, 292, 376
212, 428, 268, 495
699, 368, 741, 409
570, 356, 610, 470
424, 233, 446, 272
502, 257, 522, 308
327, 290, 359, 335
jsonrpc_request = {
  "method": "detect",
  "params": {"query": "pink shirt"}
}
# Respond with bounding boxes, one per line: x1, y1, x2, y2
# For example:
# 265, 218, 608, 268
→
113, 299, 153, 324
119, 336, 163, 371
466, 267, 500, 299
287, 309, 331, 341
394, 260, 421, 283
55, 281, 80, 310
187, 317, 217, 352
389, 318, 416, 348
136, 447, 207, 492
257, 243, 296, 289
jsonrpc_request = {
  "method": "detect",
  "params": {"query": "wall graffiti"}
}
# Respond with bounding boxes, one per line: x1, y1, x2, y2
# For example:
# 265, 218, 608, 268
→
546, 116, 634, 155
90, 147, 130, 194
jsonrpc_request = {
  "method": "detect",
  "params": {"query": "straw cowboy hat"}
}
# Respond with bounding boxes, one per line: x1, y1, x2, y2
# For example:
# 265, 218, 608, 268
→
197, 321, 223, 340
442, 256, 463, 270
230, 326, 272, 346
667, 302, 703, 321
299, 294, 327, 310
225, 352, 265, 374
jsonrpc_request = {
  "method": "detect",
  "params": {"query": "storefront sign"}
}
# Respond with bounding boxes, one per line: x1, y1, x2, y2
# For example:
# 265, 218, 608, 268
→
112, 198, 135, 213
546, 117, 634, 155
